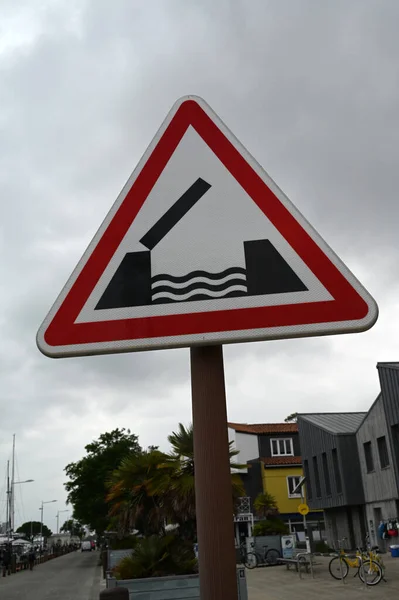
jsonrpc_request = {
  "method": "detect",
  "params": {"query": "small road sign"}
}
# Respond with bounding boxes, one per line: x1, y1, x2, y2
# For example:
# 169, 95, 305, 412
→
37, 95, 378, 357
298, 503, 310, 516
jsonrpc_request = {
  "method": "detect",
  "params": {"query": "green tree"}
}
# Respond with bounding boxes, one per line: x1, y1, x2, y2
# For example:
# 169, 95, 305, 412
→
284, 412, 298, 423
60, 518, 86, 539
167, 423, 246, 538
107, 448, 174, 537
253, 491, 287, 537
106, 423, 246, 541
253, 492, 279, 519
64, 428, 141, 534
16, 521, 52, 539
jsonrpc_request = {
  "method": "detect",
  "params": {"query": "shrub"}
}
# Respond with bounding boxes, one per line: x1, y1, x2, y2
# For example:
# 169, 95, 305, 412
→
253, 518, 289, 536
253, 492, 279, 519
114, 534, 197, 580
110, 536, 140, 550
314, 540, 334, 553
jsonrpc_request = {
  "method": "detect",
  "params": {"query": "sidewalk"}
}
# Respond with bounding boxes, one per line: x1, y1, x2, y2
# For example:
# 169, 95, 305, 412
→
246, 554, 399, 599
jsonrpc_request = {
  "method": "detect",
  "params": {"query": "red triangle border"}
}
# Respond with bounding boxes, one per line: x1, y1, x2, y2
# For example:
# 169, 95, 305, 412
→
43, 99, 371, 349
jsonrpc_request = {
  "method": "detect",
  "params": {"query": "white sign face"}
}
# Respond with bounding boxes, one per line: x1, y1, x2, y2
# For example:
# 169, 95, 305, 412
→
76, 126, 330, 323
37, 96, 378, 358
234, 515, 253, 523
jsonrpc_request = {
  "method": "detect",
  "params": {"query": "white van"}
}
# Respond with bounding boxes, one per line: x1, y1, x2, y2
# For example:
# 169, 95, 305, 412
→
81, 540, 92, 552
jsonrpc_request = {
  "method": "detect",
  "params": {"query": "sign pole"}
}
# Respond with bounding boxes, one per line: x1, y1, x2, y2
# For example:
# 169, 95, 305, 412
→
300, 488, 310, 553
191, 345, 238, 600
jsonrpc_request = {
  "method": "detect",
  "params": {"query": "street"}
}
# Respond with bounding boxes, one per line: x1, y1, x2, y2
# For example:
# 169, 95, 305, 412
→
0, 551, 101, 600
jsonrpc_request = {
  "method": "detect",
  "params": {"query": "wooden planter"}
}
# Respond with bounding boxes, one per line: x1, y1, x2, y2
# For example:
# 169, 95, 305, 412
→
107, 567, 248, 599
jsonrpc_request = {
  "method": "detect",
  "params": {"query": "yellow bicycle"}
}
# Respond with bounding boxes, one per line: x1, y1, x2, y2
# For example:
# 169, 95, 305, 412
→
329, 541, 383, 586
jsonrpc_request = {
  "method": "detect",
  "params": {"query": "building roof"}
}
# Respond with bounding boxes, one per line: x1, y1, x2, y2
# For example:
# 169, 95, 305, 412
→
228, 422, 298, 434
261, 456, 302, 466
298, 412, 367, 434
377, 362, 399, 370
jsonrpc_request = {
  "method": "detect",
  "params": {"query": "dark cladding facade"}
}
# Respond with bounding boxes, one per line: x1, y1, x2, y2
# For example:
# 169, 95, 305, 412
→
298, 363, 399, 550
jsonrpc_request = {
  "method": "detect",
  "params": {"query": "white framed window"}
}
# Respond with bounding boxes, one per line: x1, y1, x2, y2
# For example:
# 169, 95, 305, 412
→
270, 438, 293, 456
287, 476, 302, 498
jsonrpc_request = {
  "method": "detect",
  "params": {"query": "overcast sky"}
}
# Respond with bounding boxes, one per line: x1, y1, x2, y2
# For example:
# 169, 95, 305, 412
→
1, 0, 399, 532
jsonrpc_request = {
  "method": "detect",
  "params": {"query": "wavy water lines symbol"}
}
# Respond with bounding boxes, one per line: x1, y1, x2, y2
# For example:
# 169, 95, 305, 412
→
95, 175, 308, 311
151, 267, 247, 303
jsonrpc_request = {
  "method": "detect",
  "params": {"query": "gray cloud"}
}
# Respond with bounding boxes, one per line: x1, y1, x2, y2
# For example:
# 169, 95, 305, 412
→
1, 0, 399, 529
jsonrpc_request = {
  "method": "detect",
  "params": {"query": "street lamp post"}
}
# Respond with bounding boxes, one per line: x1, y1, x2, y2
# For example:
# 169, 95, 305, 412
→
56, 510, 69, 535
39, 500, 57, 549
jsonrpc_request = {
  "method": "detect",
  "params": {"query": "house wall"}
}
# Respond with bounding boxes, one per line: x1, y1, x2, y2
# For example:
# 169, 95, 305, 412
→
228, 428, 259, 473
298, 418, 364, 508
298, 418, 344, 509
364, 499, 399, 552
356, 395, 397, 503
338, 435, 365, 505
378, 365, 399, 427
262, 466, 304, 514
377, 364, 399, 492
241, 460, 263, 507
298, 366, 399, 552
324, 506, 365, 550
236, 432, 260, 463
258, 432, 300, 458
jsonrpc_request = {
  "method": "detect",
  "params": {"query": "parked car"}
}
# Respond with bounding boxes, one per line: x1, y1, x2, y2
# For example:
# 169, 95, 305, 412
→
81, 541, 92, 552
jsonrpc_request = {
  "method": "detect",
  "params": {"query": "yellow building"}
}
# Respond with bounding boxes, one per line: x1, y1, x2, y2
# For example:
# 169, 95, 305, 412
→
262, 462, 305, 514
261, 457, 323, 536
228, 421, 324, 539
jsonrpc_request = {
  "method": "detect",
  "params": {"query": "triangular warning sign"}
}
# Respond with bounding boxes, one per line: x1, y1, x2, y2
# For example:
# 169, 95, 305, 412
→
37, 96, 378, 357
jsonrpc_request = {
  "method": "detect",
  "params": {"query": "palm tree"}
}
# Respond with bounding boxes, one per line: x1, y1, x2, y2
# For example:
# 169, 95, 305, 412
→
106, 423, 246, 540
253, 492, 279, 519
106, 449, 175, 536
167, 423, 246, 538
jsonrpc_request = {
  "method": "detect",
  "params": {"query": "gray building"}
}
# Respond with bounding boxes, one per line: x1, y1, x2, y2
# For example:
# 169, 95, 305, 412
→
298, 362, 399, 551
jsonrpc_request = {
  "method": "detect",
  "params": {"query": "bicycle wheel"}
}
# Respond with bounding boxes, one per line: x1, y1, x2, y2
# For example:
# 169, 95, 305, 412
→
358, 560, 382, 586
374, 555, 386, 577
244, 552, 258, 569
265, 548, 281, 565
329, 556, 349, 579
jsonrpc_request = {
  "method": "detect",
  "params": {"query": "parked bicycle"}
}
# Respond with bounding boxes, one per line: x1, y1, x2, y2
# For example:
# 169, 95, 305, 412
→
328, 538, 383, 586
244, 541, 281, 569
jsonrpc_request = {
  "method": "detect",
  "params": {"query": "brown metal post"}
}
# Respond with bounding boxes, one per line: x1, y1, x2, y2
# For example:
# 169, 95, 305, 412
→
191, 345, 238, 600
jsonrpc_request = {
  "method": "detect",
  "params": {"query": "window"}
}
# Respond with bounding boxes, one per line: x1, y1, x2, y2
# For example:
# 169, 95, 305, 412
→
303, 459, 312, 500
271, 438, 293, 456
392, 425, 399, 468
322, 452, 331, 496
332, 448, 342, 494
364, 441, 374, 473
377, 436, 389, 469
287, 475, 302, 498
313, 456, 321, 497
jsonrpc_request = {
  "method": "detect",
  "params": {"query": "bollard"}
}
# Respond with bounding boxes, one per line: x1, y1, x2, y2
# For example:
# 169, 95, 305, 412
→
99, 588, 129, 599
101, 551, 107, 579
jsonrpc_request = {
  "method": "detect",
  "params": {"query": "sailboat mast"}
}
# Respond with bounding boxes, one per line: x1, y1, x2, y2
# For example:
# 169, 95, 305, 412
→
6, 460, 10, 541
11, 433, 15, 534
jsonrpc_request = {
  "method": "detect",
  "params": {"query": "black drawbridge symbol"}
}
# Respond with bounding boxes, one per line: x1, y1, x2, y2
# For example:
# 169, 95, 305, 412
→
95, 178, 307, 309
